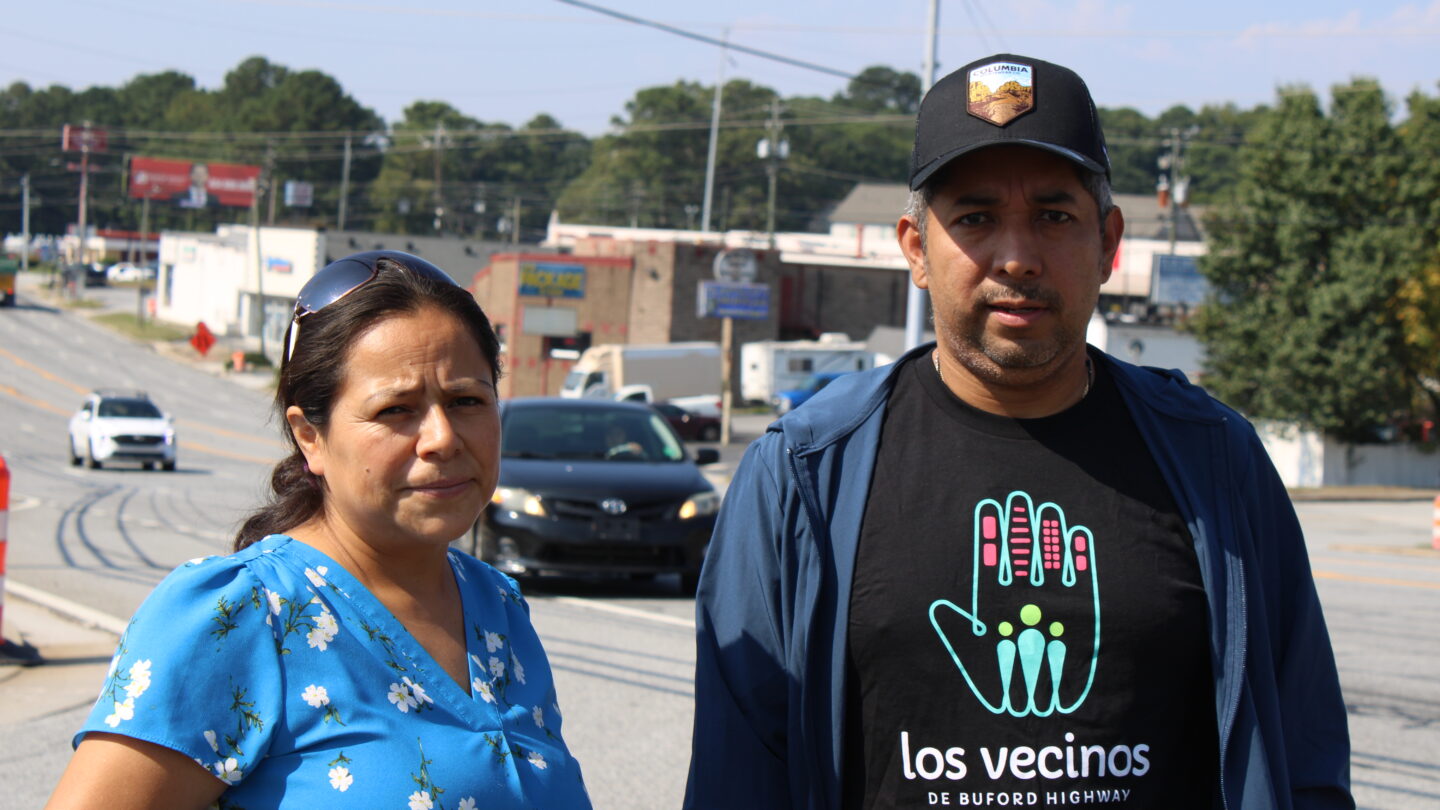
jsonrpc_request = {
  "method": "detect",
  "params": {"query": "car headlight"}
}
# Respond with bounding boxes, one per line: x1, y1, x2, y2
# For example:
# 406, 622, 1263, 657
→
678, 491, 720, 520
164, 427, 176, 443
491, 487, 546, 517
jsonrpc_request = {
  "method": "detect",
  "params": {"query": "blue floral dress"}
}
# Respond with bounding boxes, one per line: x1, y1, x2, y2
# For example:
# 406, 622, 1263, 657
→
76, 534, 591, 809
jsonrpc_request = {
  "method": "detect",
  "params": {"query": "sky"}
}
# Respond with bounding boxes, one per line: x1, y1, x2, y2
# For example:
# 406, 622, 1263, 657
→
2, 0, 1439, 135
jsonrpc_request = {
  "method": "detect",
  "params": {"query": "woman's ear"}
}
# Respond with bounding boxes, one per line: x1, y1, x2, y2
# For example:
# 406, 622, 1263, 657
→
285, 406, 326, 477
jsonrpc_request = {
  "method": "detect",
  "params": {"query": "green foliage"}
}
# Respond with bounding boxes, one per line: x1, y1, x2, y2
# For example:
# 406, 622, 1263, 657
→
1191, 79, 1440, 442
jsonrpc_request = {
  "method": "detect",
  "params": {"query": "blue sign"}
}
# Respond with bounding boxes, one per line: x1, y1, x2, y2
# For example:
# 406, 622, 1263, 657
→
698, 281, 770, 320
519, 262, 586, 298
1150, 254, 1208, 306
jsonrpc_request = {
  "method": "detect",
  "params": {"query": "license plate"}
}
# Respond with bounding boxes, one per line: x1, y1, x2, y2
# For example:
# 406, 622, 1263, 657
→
594, 517, 639, 541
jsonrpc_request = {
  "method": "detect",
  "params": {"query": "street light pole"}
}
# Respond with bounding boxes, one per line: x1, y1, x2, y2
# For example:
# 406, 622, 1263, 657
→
904, 0, 941, 351
700, 30, 727, 234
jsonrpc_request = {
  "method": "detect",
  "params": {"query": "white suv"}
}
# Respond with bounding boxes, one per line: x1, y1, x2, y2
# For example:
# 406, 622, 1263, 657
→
68, 391, 177, 471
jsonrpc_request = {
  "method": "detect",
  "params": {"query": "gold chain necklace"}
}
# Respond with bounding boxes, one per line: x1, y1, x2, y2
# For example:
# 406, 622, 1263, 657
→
932, 349, 1094, 400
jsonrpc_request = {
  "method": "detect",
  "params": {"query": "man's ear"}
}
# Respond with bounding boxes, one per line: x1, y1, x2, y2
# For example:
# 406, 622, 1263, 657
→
285, 406, 325, 477
898, 214, 930, 290
1100, 206, 1125, 283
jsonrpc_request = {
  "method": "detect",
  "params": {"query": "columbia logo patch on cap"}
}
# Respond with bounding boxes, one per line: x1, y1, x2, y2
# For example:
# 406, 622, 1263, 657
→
967, 61, 1034, 127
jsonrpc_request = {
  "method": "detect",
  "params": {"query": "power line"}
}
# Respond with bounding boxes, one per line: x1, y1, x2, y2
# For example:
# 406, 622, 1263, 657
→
553, 0, 857, 81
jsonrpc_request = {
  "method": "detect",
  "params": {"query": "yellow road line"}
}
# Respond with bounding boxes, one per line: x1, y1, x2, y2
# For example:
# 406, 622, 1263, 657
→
0, 383, 71, 415
1313, 570, 1440, 590
0, 346, 89, 396
178, 419, 286, 449
2, 346, 286, 453
180, 440, 278, 466
1312, 555, 1440, 571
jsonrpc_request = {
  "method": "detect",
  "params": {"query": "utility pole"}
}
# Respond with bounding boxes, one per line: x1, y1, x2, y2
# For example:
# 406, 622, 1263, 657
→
137, 191, 152, 324
700, 30, 728, 234
759, 98, 788, 249
76, 122, 93, 274
337, 134, 352, 231
1159, 127, 1197, 255
253, 144, 276, 360
904, 0, 941, 352
432, 122, 447, 234
20, 174, 30, 274
511, 196, 521, 246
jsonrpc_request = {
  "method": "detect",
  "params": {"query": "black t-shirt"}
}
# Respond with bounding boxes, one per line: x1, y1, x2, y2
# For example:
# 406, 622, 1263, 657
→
842, 353, 1218, 809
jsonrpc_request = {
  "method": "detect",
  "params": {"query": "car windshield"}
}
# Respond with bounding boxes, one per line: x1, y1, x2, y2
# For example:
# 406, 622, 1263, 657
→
97, 398, 162, 419
502, 405, 685, 462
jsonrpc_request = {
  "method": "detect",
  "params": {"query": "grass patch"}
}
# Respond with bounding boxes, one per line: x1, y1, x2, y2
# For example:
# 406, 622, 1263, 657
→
92, 312, 190, 342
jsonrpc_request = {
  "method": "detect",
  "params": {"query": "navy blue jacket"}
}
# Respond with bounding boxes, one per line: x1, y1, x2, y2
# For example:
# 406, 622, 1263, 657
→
686, 345, 1352, 809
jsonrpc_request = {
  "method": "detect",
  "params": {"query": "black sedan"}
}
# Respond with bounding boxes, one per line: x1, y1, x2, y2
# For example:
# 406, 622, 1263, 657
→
467, 398, 721, 592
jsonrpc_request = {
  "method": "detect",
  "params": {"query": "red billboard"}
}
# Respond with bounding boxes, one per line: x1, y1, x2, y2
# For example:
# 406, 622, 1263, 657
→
62, 124, 107, 152
129, 156, 262, 208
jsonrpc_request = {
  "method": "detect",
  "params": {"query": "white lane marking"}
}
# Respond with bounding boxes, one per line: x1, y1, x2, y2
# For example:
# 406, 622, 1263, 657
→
4, 580, 128, 636
9, 496, 42, 512
547, 595, 695, 629
20, 423, 36, 434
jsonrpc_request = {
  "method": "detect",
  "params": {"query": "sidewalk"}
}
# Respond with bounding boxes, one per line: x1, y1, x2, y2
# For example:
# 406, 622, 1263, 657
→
0, 592, 119, 726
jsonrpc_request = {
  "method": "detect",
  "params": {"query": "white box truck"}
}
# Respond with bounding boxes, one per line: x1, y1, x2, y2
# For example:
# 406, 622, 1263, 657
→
560, 342, 723, 413
741, 333, 875, 405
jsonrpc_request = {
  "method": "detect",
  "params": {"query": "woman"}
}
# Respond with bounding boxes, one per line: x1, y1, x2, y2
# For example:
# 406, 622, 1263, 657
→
48, 252, 591, 809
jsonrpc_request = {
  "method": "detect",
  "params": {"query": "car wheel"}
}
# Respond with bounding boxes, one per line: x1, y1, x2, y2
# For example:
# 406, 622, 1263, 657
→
68, 437, 81, 467
700, 424, 720, 442
142, 461, 155, 471
162, 460, 177, 472
85, 440, 102, 469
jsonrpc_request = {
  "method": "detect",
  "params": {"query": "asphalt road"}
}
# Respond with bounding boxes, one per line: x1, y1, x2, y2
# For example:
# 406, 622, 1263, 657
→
1, 275, 1437, 809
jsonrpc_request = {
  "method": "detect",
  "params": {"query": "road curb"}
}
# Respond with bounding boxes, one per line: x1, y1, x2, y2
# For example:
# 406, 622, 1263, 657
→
4, 581, 128, 636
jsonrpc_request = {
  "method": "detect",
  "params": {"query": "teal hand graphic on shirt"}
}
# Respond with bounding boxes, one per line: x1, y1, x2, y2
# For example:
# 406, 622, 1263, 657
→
929, 491, 1099, 717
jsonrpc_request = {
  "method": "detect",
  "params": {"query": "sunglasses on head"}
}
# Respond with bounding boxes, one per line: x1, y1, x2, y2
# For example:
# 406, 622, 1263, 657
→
282, 250, 458, 368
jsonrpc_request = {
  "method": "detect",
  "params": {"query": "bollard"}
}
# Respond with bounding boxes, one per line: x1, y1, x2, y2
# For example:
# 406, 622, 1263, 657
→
232, 350, 247, 374
1433, 494, 1440, 551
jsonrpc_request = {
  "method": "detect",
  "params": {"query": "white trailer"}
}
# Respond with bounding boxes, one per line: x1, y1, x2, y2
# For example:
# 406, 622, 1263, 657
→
560, 342, 722, 405
740, 333, 874, 404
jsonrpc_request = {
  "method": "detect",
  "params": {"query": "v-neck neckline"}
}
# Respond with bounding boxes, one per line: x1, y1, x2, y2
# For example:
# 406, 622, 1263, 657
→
268, 535, 496, 725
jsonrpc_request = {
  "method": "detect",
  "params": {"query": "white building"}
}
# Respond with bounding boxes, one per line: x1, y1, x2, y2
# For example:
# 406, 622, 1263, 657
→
156, 225, 323, 353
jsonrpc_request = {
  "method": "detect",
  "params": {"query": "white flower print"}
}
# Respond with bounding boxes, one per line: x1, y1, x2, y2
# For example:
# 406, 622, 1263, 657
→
484, 630, 503, 653
103, 697, 135, 728
328, 766, 353, 792
402, 677, 434, 707
214, 757, 243, 784
488, 656, 505, 678
408, 790, 434, 810
511, 653, 526, 685
265, 588, 283, 615
315, 610, 339, 635
306, 626, 334, 651
388, 681, 419, 713
123, 660, 152, 698
458, 799, 477, 810
204, 729, 219, 752
301, 684, 330, 708
527, 750, 548, 770
304, 566, 328, 588
497, 584, 509, 597
474, 678, 495, 703
532, 705, 544, 728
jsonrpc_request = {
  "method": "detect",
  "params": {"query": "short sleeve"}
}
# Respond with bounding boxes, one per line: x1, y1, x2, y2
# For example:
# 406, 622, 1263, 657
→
75, 555, 284, 787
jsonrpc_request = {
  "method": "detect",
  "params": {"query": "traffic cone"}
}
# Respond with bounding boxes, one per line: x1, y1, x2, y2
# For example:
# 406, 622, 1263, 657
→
1433, 494, 1440, 551
0, 454, 42, 665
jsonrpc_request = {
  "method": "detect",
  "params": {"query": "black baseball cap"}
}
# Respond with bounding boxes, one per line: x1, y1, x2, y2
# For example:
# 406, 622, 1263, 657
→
908, 53, 1109, 189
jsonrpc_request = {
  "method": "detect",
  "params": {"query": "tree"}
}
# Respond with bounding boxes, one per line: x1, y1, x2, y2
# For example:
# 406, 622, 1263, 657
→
1191, 79, 1433, 442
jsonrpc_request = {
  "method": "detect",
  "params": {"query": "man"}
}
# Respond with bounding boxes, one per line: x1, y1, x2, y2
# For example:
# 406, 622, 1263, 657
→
685, 54, 1352, 810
